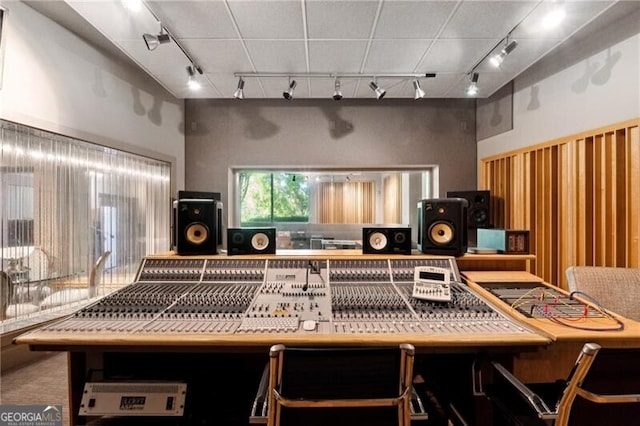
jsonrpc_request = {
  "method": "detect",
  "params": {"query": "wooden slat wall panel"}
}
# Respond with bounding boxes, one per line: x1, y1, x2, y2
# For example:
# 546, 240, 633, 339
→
317, 181, 375, 224
383, 174, 401, 224
481, 119, 640, 288
628, 126, 640, 267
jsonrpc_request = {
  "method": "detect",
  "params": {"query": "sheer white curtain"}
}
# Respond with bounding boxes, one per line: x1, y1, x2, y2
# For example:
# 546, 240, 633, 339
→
1, 120, 170, 323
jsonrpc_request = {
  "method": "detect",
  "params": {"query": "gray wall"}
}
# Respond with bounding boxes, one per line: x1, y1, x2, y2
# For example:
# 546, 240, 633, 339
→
185, 99, 478, 224
1, 1, 184, 189
477, 2, 639, 160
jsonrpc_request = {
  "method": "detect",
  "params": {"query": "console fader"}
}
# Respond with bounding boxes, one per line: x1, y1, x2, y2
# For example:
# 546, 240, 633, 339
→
38, 256, 534, 337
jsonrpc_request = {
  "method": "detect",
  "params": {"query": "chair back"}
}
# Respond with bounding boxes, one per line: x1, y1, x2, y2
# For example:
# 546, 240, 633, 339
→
1, 271, 13, 320
26, 247, 53, 282
556, 343, 640, 426
267, 344, 414, 426
88, 251, 111, 298
565, 266, 640, 321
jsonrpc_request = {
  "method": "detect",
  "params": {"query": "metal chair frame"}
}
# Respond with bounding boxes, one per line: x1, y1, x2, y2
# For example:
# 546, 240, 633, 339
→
476, 342, 640, 426
266, 343, 415, 426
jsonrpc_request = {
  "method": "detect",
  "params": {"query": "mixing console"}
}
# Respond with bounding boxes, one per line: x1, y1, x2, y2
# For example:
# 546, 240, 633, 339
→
39, 256, 534, 337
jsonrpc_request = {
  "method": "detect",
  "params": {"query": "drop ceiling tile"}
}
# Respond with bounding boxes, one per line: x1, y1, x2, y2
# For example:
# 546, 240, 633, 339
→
475, 38, 563, 74
244, 40, 307, 73
418, 39, 499, 73
180, 39, 253, 74
364, 40, 431, 73
308, 40, 369, 73
440, 1, 539, 39
375, 1, 457, 39
62, 0, 622, 99
306, 1, 379, 39
513, 1, 614, 39
419, 73, 465, 98
227, 0, 304, 39
148, 1, 237, 39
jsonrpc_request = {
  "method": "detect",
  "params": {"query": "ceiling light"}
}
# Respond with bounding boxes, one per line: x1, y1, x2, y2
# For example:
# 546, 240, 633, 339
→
490, 39, 518, 67
187, 66, 201, 91
542, 8, 566, 30
143, 26, 170, 51
369, 80, 386, 100
413, 79, 426, 100
465, 72, 479, 96
283, 80, 297, 100
233, 77, 245, 100
333, 78, 343, 101
121, 0, 142, 12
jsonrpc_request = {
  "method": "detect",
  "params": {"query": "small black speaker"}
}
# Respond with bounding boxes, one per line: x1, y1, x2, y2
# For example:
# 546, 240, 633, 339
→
227, 228, 276, 255
417, 198, 468, 256
362, 227, 412, 255
176, 199, 221, 255
446, 190, 490, 229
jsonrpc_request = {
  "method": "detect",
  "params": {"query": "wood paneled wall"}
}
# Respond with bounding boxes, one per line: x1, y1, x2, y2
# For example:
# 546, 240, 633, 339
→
383, 174, 402, 224
316, 181, 375, 224
480, 119, 640, 288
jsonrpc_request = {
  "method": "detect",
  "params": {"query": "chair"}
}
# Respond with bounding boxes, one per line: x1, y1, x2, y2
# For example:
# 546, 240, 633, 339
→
478, 342, 640, 426
565, 266, 640, 321
15, 247, 55, 302
1, 270, 40, 320
265, 343, 415, 426
39, 251, 111, 309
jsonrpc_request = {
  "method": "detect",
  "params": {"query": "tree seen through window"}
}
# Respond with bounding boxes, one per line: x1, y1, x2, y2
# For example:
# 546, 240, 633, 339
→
240, 172, 309, 225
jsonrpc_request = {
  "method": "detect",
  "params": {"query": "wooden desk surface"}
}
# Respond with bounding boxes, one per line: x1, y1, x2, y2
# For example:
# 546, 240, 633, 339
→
14, 329, 550, 352
463, 271, 640, 346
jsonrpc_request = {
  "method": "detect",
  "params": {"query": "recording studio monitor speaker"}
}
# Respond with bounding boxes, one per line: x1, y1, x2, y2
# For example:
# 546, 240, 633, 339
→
176, 198, 222, 255
417, 198, 468, 256
362, 227, 412, 255
446, 190, 490, 229
227, 228, 276, 255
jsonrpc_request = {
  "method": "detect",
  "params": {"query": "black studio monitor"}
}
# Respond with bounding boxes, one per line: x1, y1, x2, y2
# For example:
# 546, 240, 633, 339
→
417, 198, 468, 257
227, 228, 277, 255
362, 227, 412, 255
175, 198, 222, 255
446, 190, 490, 229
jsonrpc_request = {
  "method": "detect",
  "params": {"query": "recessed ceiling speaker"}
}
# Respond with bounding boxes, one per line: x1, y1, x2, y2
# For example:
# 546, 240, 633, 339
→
362, 227, 412, 255
446, 190, 491, 229
176, 198, 222, 255
417, 198, 468, 256
227, 228, 276, 255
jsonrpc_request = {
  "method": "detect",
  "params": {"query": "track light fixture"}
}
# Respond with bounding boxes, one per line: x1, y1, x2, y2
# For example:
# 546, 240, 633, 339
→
233, 73, 436, 99
233, 77, 245, 100
332, 78, 343, 101
143, 24, 170, 51
283, 80, 297, 100
187, 65, 201, 91
465, 72, 479, 96
413, 79, 426, 100
132, 2, 205, 91
490, 39, 518, 67
369, 80, 386, 100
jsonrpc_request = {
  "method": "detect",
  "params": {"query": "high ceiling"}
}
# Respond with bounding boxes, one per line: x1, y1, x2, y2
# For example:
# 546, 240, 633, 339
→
48, 1, 619, 99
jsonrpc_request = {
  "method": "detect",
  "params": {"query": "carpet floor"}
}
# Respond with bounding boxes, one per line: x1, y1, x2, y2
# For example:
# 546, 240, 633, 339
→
1, 352, 70, 425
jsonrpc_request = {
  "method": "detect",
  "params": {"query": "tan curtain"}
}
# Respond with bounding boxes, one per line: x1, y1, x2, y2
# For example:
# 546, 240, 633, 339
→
316, 181, 375, 223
